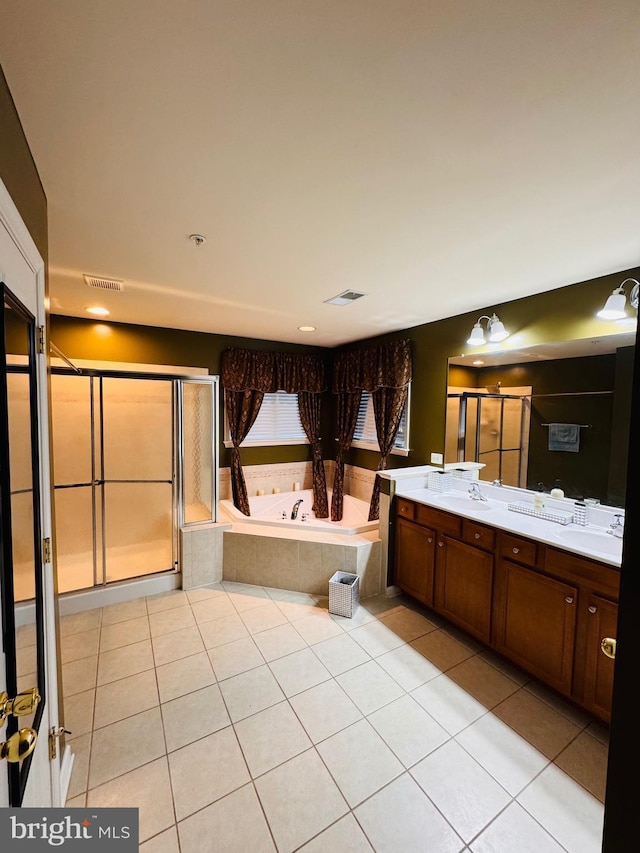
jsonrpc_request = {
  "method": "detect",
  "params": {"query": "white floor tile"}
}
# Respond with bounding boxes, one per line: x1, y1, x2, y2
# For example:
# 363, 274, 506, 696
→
89, 707, 166, 789
311, 632, 371, 676
169, 727, 250, 820
411, 673, 488, 735
471, 802, 565, 853
368, 694, 449, 768
218, 665, 286, 722
208, 636, 265, 681
354, 773, 464, 853
269, 648, 331, 697
376, 643, 440, 691
155, 651, 215, 703
298, 814, 373, 852
234, 700, 312, 777
178, 783, 276, 853
255, 749, 348, 853
289, 679, 362, 743
317, 719, 403, 806
336, 660, 404, 715
411, 740, 511, 842
161, 684, 229, 752
252, 622, 308, 661
151, 627, 205, 666
349, 620, 406, 657
94, 668, 159, 729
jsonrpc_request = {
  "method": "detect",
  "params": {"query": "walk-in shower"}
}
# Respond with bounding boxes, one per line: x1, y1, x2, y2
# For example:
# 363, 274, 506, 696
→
49, 368, 218, 597
446, 391, 531, 487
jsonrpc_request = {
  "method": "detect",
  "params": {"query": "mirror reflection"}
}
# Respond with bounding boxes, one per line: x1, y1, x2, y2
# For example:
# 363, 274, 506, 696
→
445, 333, 636, 508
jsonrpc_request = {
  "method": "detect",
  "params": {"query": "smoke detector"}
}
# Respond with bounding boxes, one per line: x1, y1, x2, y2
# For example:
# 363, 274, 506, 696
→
84, 274, 124, 292
324, 289, 367, 306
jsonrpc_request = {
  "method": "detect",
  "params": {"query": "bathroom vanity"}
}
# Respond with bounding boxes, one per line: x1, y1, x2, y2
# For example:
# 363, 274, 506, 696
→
392, 483, 620, 724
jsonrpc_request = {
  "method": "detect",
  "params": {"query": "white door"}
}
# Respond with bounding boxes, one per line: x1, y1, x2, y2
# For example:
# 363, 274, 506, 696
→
1, 178, 61, 807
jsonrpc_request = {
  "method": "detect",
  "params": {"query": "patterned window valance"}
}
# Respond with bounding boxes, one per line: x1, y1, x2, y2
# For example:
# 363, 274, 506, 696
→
221, 347, 326, 393
332, 339, 412, 392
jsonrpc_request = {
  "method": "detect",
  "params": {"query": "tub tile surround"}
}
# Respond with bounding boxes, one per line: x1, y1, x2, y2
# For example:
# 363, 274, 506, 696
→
63, 582, 607, 852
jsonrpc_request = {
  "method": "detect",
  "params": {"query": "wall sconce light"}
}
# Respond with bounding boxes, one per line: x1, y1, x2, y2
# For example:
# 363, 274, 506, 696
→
597, 278, 639, 320
467, 313, 510, 345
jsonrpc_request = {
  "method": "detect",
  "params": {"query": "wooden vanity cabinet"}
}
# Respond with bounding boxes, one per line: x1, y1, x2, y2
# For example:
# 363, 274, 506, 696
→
493, 556, 578, 696
392, 496, 620, 723
434, 521, 494, 644
394, 516, 436, 605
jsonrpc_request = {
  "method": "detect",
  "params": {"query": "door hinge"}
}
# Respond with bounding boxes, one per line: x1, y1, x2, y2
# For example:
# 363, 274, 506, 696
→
37, 325, 46, 354
43, 537, 52, 564
49, 726, 72, 760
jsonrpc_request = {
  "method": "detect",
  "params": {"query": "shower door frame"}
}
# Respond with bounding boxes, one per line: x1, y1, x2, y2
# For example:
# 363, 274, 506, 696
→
51, 367, 219, 592
450, 391, 531, 487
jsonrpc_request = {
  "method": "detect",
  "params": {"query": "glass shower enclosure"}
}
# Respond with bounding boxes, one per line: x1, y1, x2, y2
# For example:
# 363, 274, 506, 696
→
446, 391, 531, 487
50, 369, 218, 596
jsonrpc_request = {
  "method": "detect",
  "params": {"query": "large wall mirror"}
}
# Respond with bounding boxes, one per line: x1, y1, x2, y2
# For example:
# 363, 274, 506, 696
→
445, 332, 636, 509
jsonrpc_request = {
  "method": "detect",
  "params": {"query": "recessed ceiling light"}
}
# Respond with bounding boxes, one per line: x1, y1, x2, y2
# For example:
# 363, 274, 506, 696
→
87, 306, 110, 316
298, 325, 316, 332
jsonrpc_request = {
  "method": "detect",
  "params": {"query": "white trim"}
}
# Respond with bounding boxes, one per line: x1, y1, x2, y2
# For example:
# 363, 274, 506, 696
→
223, 437, 310, 449
350, 441, 410, 457
59, 746, 74, 806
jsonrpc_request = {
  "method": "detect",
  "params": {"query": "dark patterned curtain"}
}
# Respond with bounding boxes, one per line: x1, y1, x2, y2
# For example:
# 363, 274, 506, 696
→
298, 391, 329, 517
221, 347, 327, 516
332, 339, 412, 521
224, 388, 265, 515
330, 390, 362, 522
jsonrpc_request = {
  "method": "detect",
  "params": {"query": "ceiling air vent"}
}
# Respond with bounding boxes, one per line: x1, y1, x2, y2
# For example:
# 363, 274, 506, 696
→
324, 289, 367, 306
83, 274, 124, 292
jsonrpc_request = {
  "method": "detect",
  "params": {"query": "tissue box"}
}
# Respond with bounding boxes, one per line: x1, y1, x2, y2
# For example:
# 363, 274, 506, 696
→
427, 471, 453, 492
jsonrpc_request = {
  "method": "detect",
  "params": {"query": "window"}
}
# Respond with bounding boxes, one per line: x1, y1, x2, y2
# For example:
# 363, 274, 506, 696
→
224, 390, 308, 447
351, 388, 410, 455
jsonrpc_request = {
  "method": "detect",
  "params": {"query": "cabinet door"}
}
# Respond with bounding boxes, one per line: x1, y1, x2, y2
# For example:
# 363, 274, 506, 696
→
494, 560, 577, 695
434, 536, 493, 643
582, 594, 618, 723
394, 517, 435, 605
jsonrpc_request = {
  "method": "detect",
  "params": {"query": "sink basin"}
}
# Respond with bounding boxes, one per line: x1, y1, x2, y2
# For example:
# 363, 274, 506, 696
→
555, 527, 622, 557
436, 495, 493, 512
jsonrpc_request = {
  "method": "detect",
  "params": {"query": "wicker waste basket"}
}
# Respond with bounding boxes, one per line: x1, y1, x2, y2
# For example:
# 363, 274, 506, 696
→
328, 571, 360, 618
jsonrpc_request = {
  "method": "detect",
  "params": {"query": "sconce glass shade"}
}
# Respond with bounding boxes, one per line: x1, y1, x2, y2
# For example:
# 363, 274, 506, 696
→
467, 322, 486, 345
467, 313, 510, 346
487, 315, 509, 342
597, 287, 627, 320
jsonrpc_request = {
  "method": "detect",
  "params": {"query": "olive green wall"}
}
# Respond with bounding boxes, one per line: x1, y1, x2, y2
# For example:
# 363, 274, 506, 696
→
0, 66, 48, 263
49, 315, 333, 469
345, 267, 639, 477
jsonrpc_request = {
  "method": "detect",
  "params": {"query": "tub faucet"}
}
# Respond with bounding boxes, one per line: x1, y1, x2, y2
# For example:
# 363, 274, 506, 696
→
291, 499, 304, 520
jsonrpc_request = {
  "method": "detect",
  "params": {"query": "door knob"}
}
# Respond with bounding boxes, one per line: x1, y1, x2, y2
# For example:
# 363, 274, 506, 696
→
600, 637, 617, 659
0, 688, 41, 726
0, 729, 38, 763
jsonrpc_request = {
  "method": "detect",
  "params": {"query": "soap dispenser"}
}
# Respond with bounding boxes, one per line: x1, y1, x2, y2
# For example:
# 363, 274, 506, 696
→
533, 483, 546, 510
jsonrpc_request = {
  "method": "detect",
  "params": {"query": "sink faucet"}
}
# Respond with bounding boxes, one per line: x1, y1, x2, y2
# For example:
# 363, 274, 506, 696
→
607, 514, 625, 538
291, 499, 304, 520
468, 482, 488, 501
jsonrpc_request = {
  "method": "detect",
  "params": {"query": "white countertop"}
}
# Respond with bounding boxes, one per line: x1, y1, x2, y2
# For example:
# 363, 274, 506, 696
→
394, 479, 623, 568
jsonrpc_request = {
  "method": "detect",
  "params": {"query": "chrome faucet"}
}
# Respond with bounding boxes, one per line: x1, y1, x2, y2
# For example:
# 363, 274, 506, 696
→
468, 482, 488, 501
291, 499, 304, 520
607, 514, 625, 538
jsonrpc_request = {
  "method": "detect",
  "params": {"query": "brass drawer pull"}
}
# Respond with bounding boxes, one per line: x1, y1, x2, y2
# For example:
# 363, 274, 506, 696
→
588, 605, 597, 614
565, 596, 574, 604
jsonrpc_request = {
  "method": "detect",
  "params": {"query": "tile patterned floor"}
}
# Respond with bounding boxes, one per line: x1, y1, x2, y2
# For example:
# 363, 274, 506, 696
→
61, 583, 609, 852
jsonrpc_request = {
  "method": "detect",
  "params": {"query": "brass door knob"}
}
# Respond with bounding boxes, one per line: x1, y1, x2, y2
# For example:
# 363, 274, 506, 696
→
0, 729, 38, 763
0, 688, 41, 726
600, 637, 617, 659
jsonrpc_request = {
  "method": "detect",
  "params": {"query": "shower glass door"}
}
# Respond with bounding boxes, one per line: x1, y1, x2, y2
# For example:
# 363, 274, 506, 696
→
101, 377, 175, 583
52, 373, 176, 591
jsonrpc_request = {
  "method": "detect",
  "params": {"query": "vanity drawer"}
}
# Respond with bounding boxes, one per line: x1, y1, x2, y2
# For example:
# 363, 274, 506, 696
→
396, 498, 416, 521
462, 519, 496, 551
499, 533, 538, 568
416, 504, 461, 537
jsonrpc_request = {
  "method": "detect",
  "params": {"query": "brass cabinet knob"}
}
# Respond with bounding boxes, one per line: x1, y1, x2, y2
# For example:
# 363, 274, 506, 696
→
0, 729, 38, 763
474, 533, 481, 539
427, 537, 433, 543
512, 547, 520, 554
438, 541, 444, 547
600, 637, 617, 659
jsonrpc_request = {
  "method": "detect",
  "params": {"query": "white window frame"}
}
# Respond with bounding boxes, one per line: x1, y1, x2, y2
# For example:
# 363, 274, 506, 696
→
351, 386, 411, 456
223, 390, 309, 448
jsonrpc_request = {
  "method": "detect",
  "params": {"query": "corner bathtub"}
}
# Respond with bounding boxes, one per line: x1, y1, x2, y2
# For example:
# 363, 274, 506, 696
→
220, 489, 378, 535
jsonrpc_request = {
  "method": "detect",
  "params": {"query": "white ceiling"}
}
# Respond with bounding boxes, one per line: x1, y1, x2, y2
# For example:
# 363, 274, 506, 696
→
1, 1, 639, 347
